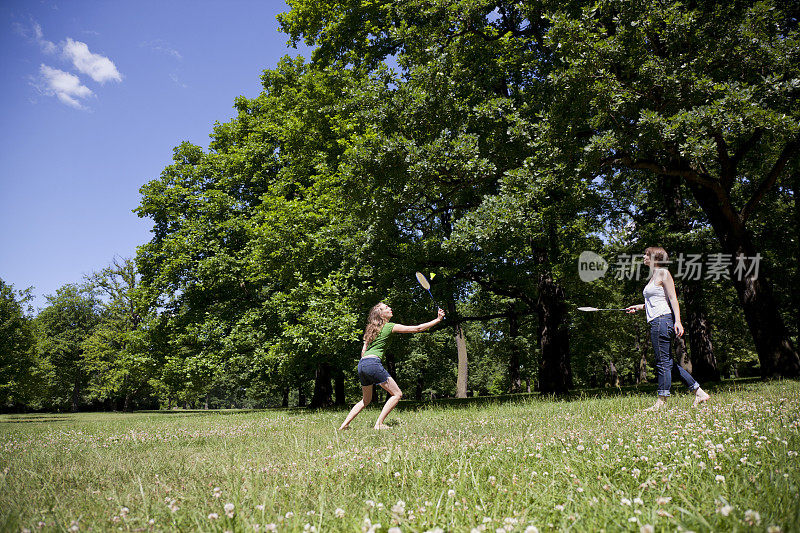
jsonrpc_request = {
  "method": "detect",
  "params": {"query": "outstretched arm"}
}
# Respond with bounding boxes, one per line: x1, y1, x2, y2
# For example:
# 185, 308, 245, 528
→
625, 303, 645, 313
392, 308, 445, 333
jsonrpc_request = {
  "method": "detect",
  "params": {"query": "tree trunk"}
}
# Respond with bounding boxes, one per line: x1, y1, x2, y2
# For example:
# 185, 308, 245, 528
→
70, 380, 80, 412
682, 281, 720, 382
635, 325, 648, 384
605, 361, 619, 387
688, 182, 800, 377
674, 334, 691, 372
415, 376, 423, 401
309, 363, 333, 408
334, 369, 345, 406
536, 271, 572, 394
507, 311, 523, 393
298, 381, 306, 407
455, 325, 468, 398
660, 175, 718, 381
281, 386, 289, 408
123, 392, 132, 412
794, 171, 800, 339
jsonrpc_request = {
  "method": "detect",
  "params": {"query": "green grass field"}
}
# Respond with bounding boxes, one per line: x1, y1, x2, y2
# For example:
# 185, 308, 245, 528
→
1, 381, 798, 532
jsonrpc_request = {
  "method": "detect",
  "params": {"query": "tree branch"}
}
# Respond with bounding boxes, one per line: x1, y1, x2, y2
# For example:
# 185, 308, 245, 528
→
603, 154, 720, 190
731, 128, 764, 168
741, 137, 800, 223
460, 313, 511, 322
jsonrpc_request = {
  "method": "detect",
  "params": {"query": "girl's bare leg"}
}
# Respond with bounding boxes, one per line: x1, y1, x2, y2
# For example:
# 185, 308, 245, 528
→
339, 385, 373, 430
375, 377, 402, 429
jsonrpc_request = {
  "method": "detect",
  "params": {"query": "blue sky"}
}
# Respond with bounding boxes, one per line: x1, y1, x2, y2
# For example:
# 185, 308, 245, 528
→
0, 1, 311, 311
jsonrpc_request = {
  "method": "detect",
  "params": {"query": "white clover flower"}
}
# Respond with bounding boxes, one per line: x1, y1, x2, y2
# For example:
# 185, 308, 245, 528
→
120, 507, 129, 517
621, 498, 632, 506
224, 503, 235, 518
656, 496, 672, 505
718, 504, 733, 516
628, 517, 638, 523
335, 508, 345, 518
365, 500, 375, 508
634, 498, 644, 505
265, 524, 277, 532
256, 504, 265, 511
285, 511, 294, 519
448, 489, 456, 498
394, 472, 401, 478
208, 513, 219, 520
767, 526, 783, 533
715, 475, 725, 483
213, 487, 222, 498
744, 510, 761, 526
388, 528, 402, 533
640, 525, 654, 533
524, 527, 539, 533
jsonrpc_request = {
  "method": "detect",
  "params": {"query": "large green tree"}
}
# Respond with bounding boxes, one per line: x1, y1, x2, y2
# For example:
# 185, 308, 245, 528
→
545, 0, 800, 376
34, 284, 100, 411
82, 257, 158, 410
0, 278, 36, 409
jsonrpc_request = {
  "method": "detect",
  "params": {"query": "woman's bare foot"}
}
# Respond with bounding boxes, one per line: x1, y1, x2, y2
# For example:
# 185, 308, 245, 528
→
374, 423, 390, 430
338, 425, 351, 431
692, 388, 710, 407
644, 398, 667, 412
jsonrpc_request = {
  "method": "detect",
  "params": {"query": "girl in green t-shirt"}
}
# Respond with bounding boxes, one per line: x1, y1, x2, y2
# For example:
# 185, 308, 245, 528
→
339, 302, 445, 430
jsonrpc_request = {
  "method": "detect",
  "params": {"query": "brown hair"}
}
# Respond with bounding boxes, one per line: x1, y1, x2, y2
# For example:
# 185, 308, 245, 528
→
645, 246, 669, 267
363, 302, 387, 347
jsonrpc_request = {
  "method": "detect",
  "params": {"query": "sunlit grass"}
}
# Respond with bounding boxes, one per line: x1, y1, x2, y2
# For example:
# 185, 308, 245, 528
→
1, 380, 798, 532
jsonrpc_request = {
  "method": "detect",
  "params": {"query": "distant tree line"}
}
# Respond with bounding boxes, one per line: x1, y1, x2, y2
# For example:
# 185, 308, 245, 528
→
2, 0, 798, 412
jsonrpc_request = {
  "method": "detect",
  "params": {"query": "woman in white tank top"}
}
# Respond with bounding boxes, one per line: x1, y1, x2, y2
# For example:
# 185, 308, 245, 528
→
625, 246, 710, 411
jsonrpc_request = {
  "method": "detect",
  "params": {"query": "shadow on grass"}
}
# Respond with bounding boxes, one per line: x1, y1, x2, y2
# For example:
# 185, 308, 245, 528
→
0, 415, 74, 424
1, 378, 780, 419
397, 376, 767, 411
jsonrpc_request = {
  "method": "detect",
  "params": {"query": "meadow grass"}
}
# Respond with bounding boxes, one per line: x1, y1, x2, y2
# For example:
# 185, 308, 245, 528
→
1, 380, 798, 532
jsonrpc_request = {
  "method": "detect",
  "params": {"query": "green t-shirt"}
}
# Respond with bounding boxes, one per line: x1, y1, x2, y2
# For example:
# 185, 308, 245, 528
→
363, 322, 395, 358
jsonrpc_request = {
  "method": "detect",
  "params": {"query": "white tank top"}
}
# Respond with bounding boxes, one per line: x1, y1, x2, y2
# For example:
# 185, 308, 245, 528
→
643, 273, 672, 322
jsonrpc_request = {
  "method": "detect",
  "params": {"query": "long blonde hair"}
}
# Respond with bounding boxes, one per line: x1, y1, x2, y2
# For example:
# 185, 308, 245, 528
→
363, 303, 387, 347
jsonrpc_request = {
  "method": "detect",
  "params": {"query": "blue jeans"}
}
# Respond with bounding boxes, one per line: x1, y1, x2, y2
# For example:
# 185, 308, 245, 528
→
649, 314, 699, 397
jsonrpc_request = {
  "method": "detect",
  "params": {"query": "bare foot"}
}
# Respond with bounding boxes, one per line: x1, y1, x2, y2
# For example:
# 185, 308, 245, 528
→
338, 426, 350, 431
644, 399, 667, 412
374, 424, 390, 430
693, 389, 710, 407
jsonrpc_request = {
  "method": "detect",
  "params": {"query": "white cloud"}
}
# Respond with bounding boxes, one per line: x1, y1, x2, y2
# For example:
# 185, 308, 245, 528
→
37, 64, 93, 109
141, 39, 182, 60
63, 38, 122, 84
13, 20, 57, 54
33, 22, 58, 54
169, 73, 188, 88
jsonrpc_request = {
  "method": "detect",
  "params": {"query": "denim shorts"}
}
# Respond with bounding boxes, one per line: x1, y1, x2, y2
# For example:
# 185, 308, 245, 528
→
357, 356, 391, 386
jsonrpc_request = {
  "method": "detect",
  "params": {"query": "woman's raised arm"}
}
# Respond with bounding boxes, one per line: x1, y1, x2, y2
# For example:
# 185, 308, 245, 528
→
392, 308, 445, 333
